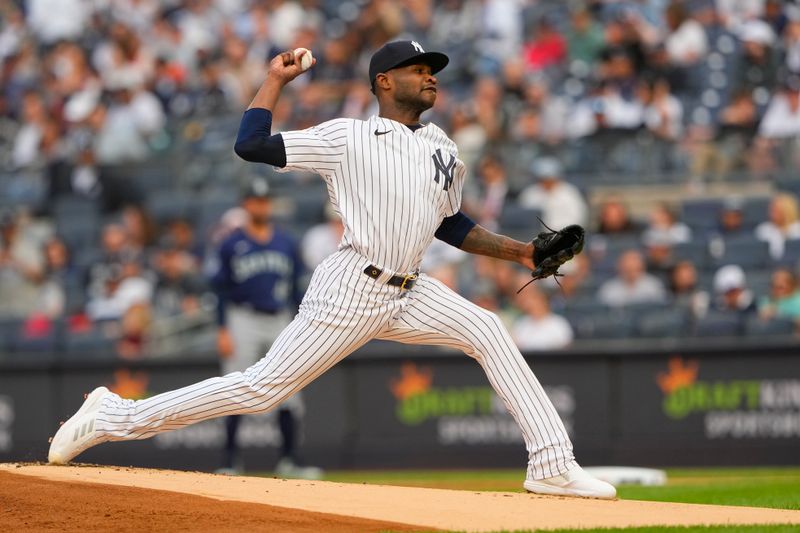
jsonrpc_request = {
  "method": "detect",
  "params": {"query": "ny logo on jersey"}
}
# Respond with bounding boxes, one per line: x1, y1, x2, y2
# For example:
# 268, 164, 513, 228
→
432, 148, 456, 191
411, 41, 425, 53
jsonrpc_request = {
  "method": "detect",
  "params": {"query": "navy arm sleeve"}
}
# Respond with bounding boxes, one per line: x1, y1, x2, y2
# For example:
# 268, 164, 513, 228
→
434, 211, 477, 248
233, 108, 287, 167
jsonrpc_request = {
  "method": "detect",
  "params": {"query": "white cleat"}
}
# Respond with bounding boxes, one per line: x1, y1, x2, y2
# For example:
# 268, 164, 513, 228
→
214, 467, 244, 476
48, 386, 110, 464
275, 458, 324, 480
524, 465, 617, 499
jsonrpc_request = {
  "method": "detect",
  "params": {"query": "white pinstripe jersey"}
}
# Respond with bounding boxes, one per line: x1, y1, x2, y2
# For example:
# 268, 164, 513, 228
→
279, 115, 466, 274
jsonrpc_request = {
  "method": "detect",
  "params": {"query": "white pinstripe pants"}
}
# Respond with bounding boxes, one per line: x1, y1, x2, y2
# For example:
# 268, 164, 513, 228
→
96, 248, 577, 479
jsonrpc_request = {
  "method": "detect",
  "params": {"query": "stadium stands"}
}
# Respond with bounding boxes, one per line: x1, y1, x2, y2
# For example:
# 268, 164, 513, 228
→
1, 0, 799, 359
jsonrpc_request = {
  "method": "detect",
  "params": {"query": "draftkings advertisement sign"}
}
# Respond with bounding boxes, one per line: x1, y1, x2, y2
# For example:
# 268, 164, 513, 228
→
617, 351, 800, 464
658, 356, 800, 440
349, 357, 610, 468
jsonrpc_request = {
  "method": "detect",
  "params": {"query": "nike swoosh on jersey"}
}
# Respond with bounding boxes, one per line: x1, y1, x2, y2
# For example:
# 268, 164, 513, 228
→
373, 129, 391, 136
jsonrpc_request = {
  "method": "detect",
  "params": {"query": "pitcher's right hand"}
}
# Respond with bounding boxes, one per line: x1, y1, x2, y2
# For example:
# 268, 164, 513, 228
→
268, 49, 315, 85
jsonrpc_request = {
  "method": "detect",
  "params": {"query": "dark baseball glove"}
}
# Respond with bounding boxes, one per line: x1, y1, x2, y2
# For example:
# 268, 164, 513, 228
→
518, 221, 585, 293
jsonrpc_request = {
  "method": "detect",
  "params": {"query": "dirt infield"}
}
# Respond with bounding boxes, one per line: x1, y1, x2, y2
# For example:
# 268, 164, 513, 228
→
2, 463, 800, 532
0, 469, 424, 533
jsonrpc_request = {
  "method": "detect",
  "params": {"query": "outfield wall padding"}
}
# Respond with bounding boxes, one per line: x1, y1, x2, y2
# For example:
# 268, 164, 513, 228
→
1, 342, 798, 470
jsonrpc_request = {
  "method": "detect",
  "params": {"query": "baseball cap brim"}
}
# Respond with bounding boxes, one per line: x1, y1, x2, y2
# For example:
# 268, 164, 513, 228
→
388, 52, 449, 76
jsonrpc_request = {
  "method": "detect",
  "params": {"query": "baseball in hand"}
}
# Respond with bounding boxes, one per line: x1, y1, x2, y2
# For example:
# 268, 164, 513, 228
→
294, 48, 313, 71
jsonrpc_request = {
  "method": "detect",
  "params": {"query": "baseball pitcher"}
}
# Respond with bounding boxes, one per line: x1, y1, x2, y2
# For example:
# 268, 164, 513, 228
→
49, 41, 612, 499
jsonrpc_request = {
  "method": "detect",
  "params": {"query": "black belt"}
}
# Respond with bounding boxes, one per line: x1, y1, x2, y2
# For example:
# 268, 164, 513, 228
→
363, 265, 418, 290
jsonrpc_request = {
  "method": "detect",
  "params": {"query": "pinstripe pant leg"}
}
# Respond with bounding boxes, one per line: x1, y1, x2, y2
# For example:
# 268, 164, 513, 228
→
95, 252, 396, 442
377, 275, 578, 480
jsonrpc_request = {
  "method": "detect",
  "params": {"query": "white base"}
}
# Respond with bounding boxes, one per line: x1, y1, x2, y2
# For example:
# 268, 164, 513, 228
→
582, 466, 667, 486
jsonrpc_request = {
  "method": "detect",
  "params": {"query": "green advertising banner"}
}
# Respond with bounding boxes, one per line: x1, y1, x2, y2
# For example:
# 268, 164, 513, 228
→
0, 345, 797, 470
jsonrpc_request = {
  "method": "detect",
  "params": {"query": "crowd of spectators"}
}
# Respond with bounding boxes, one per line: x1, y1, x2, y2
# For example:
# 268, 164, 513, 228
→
2, 1, 800, 186
2, 0, 800, 358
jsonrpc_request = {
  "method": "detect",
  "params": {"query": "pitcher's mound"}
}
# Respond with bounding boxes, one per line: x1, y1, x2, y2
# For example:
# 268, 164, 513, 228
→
2, 463, 799, 532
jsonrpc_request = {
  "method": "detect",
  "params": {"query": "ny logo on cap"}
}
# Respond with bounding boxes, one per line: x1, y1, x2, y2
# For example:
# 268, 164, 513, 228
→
432, 148, 456, 191
411, 41, 425, 53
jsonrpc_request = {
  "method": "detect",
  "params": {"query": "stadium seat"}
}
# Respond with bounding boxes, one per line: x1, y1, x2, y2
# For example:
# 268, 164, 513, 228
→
177, 156, 221, 189
692, 311, 743, 337
146, 190, 195, 222
713, 237, 771, 269
697, 270, 715, 292
597, 234, 641, 254
53, 194, 100, 216
673, 241, 711, 268
10, 317, 63, 354
776, 179, 800, 200
680, 199, 723, 233
194, 188, 239, 221
778, 239, 800, 267
102, 160, 177, 193
635, 307, 690, 338
573, 309, 633, 340
74, 247, 103, 272
0, 318, 22, 352
499, 205, 542, 232
576, 274, 603, 295
290, 192, 329, 226
196, 115, 241, 154
57, 215, 100, 251
741, 197, 770, 228
53, 196, 101, 247
623, 301, 671, 314
63, 326, 118, 359
200, 186, 239, 206
562, 306, 602, 328
130, 165, 177, 193
744, 315, 796, 337
563, 293, 608, 313
63, 279, 88, 315
498, 210, 543, 242
745, 269, 772, 297
189, 187, 240, 240
587, 235, 642, 276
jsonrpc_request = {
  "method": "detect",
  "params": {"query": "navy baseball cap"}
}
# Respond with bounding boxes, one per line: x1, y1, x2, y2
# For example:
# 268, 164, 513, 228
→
242, 178, 271, 199
369, 40, 449, 89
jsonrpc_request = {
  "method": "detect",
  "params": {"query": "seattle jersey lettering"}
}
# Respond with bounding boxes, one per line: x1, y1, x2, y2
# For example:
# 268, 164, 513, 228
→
232, 249, 292, 283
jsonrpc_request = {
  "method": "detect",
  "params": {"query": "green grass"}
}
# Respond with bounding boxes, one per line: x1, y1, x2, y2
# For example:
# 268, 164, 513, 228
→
616, 468, 800, 511
386, 527, 800, 533
544, 528, 800, 533
320, 466, 800, 512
